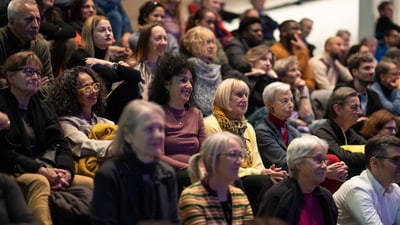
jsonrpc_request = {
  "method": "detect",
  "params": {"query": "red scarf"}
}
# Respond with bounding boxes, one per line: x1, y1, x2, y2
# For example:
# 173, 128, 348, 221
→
268, 113, 289, 146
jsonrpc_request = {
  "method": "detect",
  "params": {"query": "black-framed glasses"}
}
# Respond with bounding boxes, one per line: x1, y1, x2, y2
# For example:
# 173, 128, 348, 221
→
383, 126, 398, 133
12, 66, 42, 78
305, 156, 330, 165
219, 151, 246, 163
78, 82, 100, 95
375, 156, 400, 166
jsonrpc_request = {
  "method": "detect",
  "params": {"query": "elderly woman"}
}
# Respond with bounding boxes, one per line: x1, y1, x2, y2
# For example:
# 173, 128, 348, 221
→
149, 54, 206, 192
0, 51, 93, 225
258, 134, 338, 224
179, 132, 254, 225
181, 26, 222, 116
48, 66, 114, 157
360, 109, 400, 139
90, 100, 179, 225
205, 78, 287, 210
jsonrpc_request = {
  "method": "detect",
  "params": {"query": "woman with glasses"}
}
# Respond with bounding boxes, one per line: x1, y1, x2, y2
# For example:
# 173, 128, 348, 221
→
204, 78, 287, 211
360, 109, 400, 139
47, 66, 115, 160
257, 134, 338, 225
0, 51, 93, 225
179, 132, 254, 225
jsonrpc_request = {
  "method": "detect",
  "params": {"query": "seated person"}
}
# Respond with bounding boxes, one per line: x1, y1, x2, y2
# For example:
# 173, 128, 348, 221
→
313, 87, 366, 177
0, 51, 93, 225
179, 132, 254, 224
334, 135, 400, 225
257, 135, 338, 225
360, 109, 400, 139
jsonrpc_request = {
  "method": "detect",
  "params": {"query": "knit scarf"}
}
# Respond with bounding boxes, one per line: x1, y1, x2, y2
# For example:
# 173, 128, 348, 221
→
213, 106, 252, 168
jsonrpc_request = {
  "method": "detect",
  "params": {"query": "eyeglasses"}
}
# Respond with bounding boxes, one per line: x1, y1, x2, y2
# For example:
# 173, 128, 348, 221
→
305, 156, 330, 165
219, 151, 246, 163
11, 66, 42, 78
82, 4, 96, 10
375, 156, 400, 166
383, 126, 398, 133
78, 82, 100, 95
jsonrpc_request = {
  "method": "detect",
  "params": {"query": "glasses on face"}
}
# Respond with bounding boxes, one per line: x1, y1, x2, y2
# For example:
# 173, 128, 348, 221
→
12, 66, 42, 78
219, 151, 246, 163
82, 4, 96, 10
305, 156, 330, 165
383, 126, 398, 133
375, 156, 400, 166
78, 82, 100, 95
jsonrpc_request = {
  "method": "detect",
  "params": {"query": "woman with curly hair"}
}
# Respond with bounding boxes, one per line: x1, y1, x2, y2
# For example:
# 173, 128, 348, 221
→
149, 54, 206, 193
360, 109, 400, 139
47, 66, 115, 158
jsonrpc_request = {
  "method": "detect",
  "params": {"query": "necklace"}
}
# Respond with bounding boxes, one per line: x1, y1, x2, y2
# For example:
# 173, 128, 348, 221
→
166, 105, 186, 126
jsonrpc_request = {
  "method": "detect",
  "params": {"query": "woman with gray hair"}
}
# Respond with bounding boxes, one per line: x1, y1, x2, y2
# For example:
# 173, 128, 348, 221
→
90, 100, 179, 225
257, 134, 338, 225
179, 132, 253, 225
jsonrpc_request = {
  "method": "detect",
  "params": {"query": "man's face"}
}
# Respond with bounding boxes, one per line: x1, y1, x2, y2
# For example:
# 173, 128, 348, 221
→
243, 23, 263, 45
9, 3, 40, 44
282, 22, 301, 41
327, 37, 345, 59
352, 61, 375, 85
300, 20, 313, 39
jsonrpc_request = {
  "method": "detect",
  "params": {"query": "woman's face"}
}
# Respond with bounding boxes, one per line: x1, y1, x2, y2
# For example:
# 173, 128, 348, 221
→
164, 70, 193, 108
253, 52, 273, 73
93, 19, 113, 50
297, 145, 328, 189
124, 112, 165, 163
215, 139, 243, 183
144, 6, 165, 24
77, 72, 98, 110
226, 84, 248, 120
197, 11, 216, 31
148, 26, 167, 59
7, 63, 41, 96
198, 37, 215, 60
270, 90, 294, 120
80, 0, 96, 20
378, 120, 398, 136
280, 62, 301, 86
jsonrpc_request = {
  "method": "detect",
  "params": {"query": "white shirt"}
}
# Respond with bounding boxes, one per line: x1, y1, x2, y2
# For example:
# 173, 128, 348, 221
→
333, 169, 400, 225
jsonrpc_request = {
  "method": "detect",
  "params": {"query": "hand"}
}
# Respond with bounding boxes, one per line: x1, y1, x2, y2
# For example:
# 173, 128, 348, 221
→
290, 33, 306, 50
0, 112, 10, 131
244, 68, 267, 77
85, 57, 111, 67
40, 76, 50, 86
326, 161, 348, 182
120, 32, 131, 48
357, 116, 368, 123
294, 77, 306, 91
53, 168, 72, 188
263, 164, 288, 183
38, 167, 62, 189
109, 45, 132, 60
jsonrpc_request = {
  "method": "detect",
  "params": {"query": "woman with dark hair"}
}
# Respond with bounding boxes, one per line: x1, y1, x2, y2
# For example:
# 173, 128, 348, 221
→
47, 66, 115, 158
149, 54, 206, 193
68, 0, 97, 35
128, 0, 179, 56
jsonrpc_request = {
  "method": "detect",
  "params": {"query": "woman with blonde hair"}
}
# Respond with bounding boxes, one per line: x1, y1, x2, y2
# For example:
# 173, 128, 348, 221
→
180, 26, 222, 116
91, 100, 179, 224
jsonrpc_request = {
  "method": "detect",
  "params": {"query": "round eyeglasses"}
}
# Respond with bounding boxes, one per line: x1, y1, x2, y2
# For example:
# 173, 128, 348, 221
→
78, 82, 100, 95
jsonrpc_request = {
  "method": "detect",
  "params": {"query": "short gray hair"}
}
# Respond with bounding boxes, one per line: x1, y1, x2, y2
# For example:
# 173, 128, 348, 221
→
8, 0, 38, 19
262, 81, 291, 107
287, 134, 328, 178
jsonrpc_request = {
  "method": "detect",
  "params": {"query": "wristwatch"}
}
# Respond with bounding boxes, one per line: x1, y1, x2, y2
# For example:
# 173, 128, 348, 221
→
112, 62, 119, 71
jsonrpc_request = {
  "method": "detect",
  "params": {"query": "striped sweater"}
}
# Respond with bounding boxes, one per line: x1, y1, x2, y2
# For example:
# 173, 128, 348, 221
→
179, 182, 253, 225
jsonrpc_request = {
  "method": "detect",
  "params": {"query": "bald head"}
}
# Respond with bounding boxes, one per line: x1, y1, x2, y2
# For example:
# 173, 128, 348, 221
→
325, 36, 345, 59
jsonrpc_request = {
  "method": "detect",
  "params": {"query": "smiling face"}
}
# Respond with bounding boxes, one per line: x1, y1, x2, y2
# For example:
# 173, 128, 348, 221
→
164, 70, 193, 108
271, 90, 294, 120
144, 6, 165, 24
80, 0, 96, 20
123, 112, 165, 163
378, 120, 398, 136
148, 25, 167, 60
226, 83, 249, 120
93, 19, 113, 49
77, 72, 98, 111
9, 3, 40, 44
215, 139, 243, 183
297, 145, 328, 190
7, 63, 41, 96
335, 96, 362, 126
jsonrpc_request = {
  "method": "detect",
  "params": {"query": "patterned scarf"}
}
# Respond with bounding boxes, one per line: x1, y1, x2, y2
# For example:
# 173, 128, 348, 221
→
213, 106, 252, 168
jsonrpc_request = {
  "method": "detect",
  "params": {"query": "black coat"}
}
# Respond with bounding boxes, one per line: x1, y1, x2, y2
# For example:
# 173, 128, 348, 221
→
257, 177, 337, 225
90, 147, 179, 225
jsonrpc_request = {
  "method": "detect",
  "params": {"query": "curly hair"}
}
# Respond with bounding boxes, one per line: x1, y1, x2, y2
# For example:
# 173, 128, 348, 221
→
360, 109, 400, 139
149, 54, 196, 107
47, 66, 107, 117
180, 26, 216, 58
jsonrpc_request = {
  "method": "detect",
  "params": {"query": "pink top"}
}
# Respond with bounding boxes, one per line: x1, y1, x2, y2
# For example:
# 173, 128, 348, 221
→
298, 193, 324, 225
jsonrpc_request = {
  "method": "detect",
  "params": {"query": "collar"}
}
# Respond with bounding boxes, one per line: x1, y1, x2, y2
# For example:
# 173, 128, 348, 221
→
365, 169, 395, 195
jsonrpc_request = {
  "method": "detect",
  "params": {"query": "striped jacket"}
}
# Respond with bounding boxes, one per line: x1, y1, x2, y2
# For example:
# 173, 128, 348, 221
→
179, 182, 253, 225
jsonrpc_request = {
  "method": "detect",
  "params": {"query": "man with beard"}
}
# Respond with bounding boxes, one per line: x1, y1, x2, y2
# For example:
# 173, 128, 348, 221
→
224, 16, 266, 74
371, 58, 400, 116
309, 36, 352, 90
0, 0, 53, 88
333, 135, 400, 225
335, 52, 383, 133
270, 20, 315, 91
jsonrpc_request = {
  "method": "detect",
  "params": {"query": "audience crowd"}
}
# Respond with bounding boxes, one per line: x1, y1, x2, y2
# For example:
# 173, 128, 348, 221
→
0, 0, 400, 224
